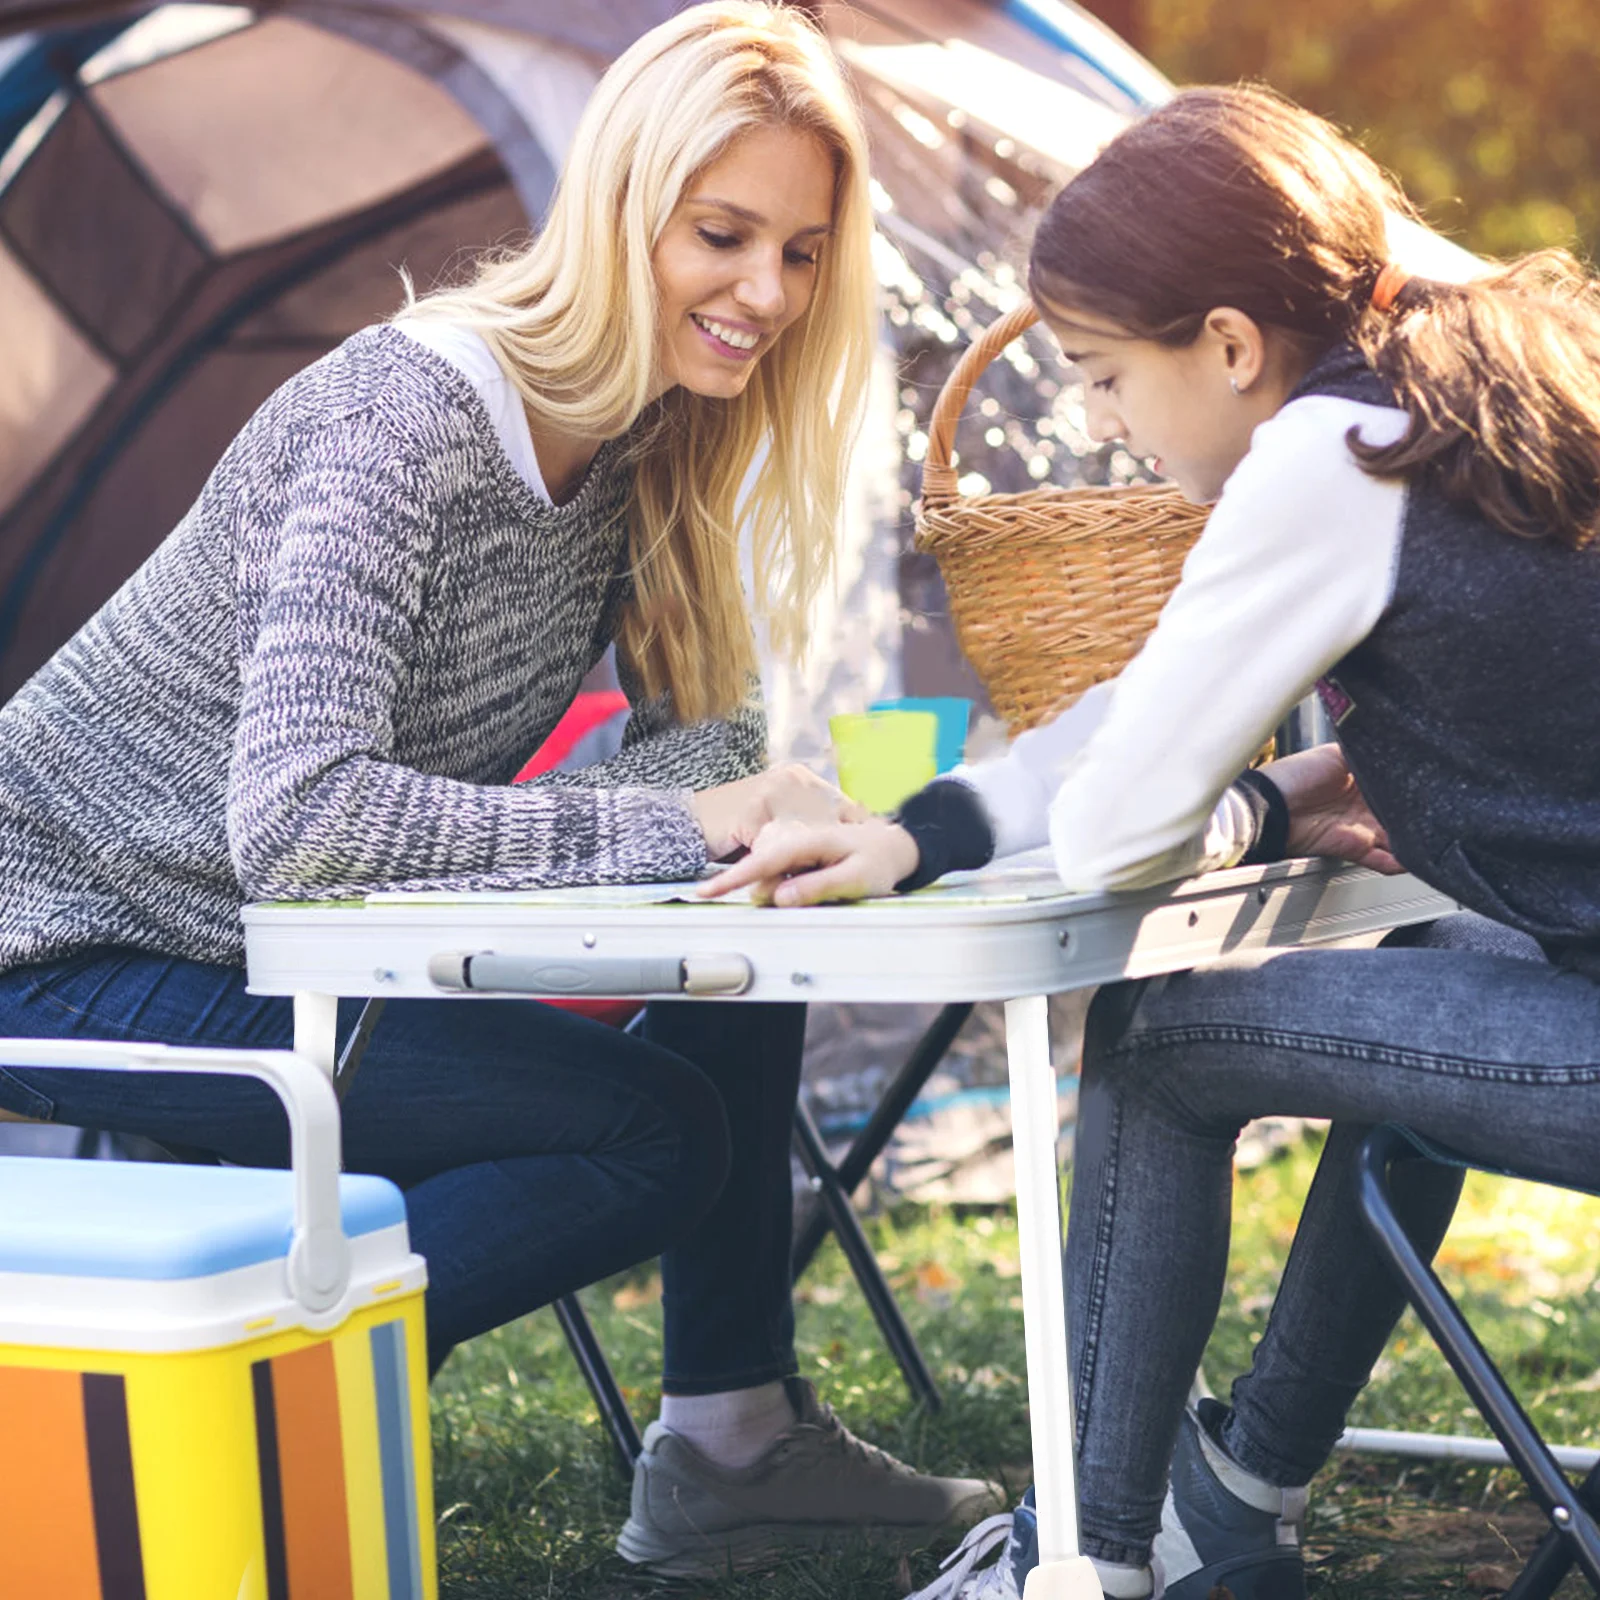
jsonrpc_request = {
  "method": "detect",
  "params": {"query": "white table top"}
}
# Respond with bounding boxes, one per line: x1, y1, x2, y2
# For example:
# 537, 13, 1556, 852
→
244, 852, 1456, 1005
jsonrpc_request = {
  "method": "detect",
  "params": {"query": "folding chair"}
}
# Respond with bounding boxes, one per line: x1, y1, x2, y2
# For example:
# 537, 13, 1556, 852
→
322, 992, 968, 1472
1357, 1123, 1600, 1597
532, 1000, 974, 1469
790, 1000, 974, 1414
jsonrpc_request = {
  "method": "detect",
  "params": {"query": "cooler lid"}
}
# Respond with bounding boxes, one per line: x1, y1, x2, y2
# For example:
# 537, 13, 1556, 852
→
0, 1157, 406, 1280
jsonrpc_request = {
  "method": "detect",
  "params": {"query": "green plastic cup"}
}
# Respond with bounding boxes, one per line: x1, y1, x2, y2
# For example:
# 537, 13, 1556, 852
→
829, 710, 938, 814
869, 696, 972, 773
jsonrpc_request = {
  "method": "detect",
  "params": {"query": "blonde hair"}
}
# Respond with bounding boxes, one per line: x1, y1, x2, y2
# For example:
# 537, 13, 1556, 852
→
400, 1, 876, 721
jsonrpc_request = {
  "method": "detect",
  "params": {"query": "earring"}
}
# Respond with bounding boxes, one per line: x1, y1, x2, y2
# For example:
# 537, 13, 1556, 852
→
1229, 376, 1242, 396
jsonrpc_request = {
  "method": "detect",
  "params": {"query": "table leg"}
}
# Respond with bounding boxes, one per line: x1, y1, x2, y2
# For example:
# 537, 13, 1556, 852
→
1005, 994, 1103, 1600
293, 992, 339, 1078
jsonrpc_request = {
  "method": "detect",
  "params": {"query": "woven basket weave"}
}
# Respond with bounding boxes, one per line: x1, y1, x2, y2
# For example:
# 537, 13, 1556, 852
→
915, 302, 1211, 733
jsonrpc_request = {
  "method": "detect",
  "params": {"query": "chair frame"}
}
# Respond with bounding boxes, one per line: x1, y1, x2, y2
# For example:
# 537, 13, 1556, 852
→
328, 996, 971, 1471
1357, 1123, 1600, 1598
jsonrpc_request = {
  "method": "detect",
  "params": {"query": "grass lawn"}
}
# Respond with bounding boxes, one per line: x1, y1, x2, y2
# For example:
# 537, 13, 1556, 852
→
430, 1132, 1600, 1598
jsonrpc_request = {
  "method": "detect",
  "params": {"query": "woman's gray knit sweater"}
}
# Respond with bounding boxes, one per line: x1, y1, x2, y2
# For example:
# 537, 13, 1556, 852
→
0, 327, 765, 973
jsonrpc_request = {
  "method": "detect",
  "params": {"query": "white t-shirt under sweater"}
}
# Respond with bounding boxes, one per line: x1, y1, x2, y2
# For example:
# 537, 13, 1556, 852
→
394, 320, 552, 504
953, 394, 1412, 891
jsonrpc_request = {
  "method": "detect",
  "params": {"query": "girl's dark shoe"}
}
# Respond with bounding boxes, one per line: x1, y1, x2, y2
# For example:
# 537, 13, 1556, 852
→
1155, 1398, 1307, 1600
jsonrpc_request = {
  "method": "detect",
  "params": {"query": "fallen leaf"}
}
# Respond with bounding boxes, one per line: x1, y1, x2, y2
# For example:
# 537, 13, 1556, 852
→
611, 1275, 661, 1310
1466, 1562, 1519, 1592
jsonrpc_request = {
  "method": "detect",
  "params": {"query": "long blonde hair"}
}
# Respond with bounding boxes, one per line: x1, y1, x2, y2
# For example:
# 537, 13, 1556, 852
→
400, 2, 876, 721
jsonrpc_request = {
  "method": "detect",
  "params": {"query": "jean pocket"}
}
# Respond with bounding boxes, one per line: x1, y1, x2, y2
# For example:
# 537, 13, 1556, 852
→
0, 1064, 56, 1121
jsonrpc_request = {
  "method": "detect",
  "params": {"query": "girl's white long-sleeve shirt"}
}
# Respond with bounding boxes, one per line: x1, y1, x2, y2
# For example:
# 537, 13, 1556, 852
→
951, 392, 1412, 891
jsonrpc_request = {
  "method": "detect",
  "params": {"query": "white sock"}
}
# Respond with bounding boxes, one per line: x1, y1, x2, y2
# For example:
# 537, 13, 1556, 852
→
1091, 1557, 1155, 1599
1197, 1416, 1303, 1524
658, 1381, 797, 1469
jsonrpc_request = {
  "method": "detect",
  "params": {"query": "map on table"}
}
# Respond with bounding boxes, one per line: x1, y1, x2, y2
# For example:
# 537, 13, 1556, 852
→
361, 847, 1069, 908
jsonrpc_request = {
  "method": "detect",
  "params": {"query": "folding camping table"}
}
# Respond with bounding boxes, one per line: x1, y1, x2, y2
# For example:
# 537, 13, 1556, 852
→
244, 851, 1454, 1598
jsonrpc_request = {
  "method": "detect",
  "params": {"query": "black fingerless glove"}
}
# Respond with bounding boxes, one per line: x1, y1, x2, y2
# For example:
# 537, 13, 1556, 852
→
1235, 768, 1290, 865
891, 779, 997, 892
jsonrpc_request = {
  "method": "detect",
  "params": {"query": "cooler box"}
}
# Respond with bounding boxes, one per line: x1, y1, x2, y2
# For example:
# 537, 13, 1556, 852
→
0, 1040, 434, 1600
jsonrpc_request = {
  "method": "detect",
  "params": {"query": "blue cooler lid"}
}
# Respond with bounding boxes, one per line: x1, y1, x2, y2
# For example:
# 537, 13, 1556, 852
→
0, 1158, 406, 1280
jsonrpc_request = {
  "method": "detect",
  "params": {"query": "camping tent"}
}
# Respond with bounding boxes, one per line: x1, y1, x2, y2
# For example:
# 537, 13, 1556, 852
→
0, 0, 1166, 705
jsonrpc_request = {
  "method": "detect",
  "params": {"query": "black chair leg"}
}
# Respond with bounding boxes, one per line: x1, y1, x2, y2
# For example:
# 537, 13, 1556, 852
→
552, 1002, 971, 1462
554, 1292, 643, 1472
1358, 1126, 1600, 1593
793, 1097, 942, 1410
788, 1001, 974, 1411
333, 997, 386, 1101
1503, 1459, 1600, 1600
792, 1002, 973, 1278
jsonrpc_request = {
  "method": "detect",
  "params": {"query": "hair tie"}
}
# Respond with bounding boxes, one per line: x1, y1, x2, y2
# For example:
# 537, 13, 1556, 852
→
1370, 263, 1413, 314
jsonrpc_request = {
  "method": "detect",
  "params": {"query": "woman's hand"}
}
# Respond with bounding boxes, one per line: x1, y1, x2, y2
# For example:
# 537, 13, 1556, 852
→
689, 764, 869, 862
697, 817, 920, 905
1259, 743, 1403, 874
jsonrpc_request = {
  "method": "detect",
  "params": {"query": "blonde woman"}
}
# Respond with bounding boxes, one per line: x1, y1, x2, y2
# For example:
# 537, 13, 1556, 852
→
0, 2, 995, 1576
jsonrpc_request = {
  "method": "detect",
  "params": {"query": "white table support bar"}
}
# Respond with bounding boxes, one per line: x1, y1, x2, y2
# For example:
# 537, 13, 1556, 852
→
1006, 996, 1105, 1598
293, 990, 339, 1078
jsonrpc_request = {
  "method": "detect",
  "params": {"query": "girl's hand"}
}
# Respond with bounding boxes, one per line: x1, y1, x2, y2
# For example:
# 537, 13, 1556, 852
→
689, 764, 869, 861
1259, 743, 1403, 874
696, 817, 920, 905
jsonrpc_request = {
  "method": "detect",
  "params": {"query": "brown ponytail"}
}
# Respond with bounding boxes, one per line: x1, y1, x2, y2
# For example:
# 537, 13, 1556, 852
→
1029, 85, 1600, 550
1353, 256, 1600, 548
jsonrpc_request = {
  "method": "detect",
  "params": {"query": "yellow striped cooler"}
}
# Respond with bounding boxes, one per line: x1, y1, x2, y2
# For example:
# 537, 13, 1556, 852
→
0, 1040, 433, 1600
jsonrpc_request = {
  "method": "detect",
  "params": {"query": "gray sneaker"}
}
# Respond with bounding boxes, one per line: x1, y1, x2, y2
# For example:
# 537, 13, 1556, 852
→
616, 1376, 1003, 1577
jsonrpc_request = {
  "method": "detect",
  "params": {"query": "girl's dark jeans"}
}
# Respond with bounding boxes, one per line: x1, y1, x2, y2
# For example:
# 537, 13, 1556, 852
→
0, 948, 805, 1384
1067, 912, 1600, 1567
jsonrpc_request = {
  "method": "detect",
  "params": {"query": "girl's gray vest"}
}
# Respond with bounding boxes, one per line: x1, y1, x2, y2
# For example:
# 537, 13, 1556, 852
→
1295, 348, 1600, 978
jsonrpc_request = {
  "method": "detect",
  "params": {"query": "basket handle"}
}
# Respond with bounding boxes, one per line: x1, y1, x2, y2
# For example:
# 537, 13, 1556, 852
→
922, 301, 1041, 510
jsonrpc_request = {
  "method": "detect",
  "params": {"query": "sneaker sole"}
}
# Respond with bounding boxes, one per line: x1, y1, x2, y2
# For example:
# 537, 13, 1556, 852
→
616, 1514, 950, 1577
1163, 1547, 1305, 1600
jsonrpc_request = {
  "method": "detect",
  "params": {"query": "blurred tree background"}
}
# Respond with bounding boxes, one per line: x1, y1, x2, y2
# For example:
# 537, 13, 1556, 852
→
1084, 0, 1600, 263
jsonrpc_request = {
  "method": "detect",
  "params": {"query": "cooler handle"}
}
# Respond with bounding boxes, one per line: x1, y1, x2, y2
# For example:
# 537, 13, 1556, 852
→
0, 1038, 350, 1313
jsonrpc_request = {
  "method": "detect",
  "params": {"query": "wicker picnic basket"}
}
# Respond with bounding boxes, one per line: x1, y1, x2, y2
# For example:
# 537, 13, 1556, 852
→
915, 302, 1211, 732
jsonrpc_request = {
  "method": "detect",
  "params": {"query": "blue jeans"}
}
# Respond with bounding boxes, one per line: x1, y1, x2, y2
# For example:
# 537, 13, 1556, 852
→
0, 949, 805, 1384
1067, 913, 1600, 1567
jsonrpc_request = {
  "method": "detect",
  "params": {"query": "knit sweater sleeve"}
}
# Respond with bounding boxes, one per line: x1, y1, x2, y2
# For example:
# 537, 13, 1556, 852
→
227, 407, 709, 899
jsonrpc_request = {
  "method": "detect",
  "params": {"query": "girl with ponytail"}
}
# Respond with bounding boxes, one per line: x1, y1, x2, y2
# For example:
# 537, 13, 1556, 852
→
707, 85, 1600, 1600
